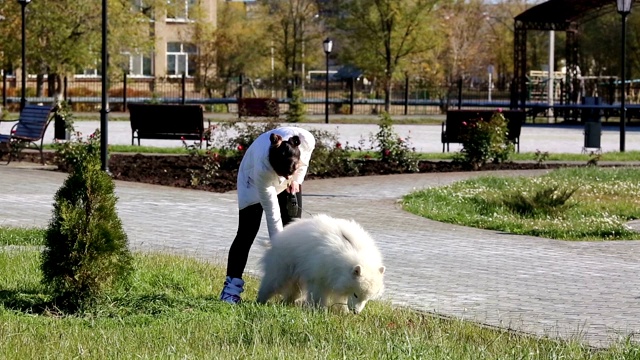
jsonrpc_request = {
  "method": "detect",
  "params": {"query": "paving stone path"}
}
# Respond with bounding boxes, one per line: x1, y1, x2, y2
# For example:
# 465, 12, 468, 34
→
1, 164, 639, 347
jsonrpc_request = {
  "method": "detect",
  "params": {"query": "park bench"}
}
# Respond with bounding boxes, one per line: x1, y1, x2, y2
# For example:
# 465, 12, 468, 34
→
442, 109, 524, 153
128, 103, 209, 147
0, 104, 55, 164
237, 98, 280, 119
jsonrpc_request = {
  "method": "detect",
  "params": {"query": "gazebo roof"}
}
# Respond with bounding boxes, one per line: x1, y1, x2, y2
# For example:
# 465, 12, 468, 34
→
514, 0, 626, 30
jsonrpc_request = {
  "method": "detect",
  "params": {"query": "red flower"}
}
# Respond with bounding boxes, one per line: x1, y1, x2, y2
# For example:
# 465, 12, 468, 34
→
397, 137, 404, 143
180, 136, 185, 141
384, 149, 391, 156
336, 142, 342, 149
11, 129, 16, 134
497, 108, 503, 113
462, 121, 467, 126
364, 154, 371, 159
237, 145, 243, 151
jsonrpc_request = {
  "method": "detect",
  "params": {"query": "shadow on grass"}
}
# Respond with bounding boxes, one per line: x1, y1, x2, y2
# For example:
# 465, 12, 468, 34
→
0, 288, 55, 315
0, 288, 232, 317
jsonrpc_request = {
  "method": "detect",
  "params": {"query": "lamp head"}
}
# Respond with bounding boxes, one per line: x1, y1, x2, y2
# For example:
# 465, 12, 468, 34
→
17, 0, 32, 4
323, 38, 333, 54
617, 0, 632, 14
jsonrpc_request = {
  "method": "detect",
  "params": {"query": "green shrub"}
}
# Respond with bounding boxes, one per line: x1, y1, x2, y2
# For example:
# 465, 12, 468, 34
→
455, 111, 514, 169
54, 100, 75, 134
211, 118, 281, 160
185, 119, 281, 187
286, 88, 306, 123
502, 185, 578, 217
42, 130, 132, 311
306, 128, 360, 177
371, 112, 419, 172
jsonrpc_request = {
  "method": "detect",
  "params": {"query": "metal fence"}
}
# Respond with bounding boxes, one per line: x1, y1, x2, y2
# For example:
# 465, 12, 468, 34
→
1, 73, 634, 116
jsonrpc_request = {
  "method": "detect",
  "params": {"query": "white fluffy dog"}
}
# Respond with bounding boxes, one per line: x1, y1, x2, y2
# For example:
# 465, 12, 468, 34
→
256, 214, 385, 314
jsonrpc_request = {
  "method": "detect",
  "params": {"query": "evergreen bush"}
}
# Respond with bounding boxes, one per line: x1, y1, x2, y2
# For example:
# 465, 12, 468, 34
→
286, 88, 306, 123
41, 130, 132, 311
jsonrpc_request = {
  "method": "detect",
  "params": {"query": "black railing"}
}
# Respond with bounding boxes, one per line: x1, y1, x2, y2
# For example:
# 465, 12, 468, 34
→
2, 73, 630, 117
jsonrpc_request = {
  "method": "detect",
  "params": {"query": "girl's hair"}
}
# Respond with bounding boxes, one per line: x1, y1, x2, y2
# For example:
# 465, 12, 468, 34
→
268, 133, 301, 177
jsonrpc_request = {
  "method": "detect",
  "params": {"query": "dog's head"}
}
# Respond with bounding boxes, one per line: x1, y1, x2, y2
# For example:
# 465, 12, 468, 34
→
347, 264, 386, 314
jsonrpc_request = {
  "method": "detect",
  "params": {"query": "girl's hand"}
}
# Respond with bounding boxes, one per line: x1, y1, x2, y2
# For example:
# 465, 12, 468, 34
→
288, 181, 300, 194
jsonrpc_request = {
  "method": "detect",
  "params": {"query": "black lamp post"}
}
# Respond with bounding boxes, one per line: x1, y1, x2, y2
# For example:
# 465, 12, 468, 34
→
100, 0, 109, 171
617, 0, 632, 152
17, 0, 31, 111
323, 37, 333, 124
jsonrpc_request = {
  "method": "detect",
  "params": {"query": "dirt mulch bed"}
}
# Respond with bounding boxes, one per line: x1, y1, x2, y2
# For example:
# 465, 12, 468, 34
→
99, 154, 564, 193
2, 150, 572, 193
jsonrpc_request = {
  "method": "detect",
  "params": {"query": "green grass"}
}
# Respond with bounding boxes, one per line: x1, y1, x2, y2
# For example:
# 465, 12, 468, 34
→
403, 167, 640, 240
0, 227, 45, 246
1, 245, 638, 358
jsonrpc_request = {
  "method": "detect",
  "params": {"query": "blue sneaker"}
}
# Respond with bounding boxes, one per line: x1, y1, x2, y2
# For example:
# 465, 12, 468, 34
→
219, 276, 244, 304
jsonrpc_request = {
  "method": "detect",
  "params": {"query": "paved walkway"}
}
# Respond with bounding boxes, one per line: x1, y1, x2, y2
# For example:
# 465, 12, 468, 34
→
1, 163, 639, 348
3, 117, 639, 154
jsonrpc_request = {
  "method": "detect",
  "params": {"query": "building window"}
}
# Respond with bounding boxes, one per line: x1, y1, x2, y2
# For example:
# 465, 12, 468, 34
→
75, 65, 100, 78
166, 42, 197, 76
166, 0, 197, 21
125, 52, 153, 76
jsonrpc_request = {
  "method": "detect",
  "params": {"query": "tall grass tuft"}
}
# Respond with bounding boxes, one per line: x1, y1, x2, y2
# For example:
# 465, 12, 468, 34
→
502, 185, 578, 217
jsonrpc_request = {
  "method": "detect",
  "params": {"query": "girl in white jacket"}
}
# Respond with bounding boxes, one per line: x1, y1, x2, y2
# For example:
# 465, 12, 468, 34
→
220, 126, 315, 304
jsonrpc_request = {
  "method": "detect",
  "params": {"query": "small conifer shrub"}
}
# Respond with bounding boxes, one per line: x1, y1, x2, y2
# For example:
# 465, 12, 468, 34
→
286, 88, 307, 123
41, 130, 132, 311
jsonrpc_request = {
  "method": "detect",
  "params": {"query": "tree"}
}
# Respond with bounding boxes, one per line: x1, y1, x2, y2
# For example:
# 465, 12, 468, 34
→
437, 1, 491, 86
332, 0, 439, 112
265, 0, 323, 96
0, 0, 160, 97
193, 0, 270, 99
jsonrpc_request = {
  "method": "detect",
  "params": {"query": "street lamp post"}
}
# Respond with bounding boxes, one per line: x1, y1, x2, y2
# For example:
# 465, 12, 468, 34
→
100, 0, 109, 172
323, 38, 333, 124
17, 0, 31, 111
617, 0, 632, 152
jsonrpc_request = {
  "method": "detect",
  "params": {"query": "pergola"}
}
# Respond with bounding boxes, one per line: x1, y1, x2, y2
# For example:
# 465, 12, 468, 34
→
512, 0, 627, 109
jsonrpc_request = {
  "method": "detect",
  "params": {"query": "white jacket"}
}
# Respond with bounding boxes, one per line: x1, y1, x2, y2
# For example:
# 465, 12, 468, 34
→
237, 126, 315, 238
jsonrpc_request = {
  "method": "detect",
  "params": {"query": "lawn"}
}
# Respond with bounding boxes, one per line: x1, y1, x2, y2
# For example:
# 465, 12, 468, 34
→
402, 166, 640, 240
1, 241, 639, 359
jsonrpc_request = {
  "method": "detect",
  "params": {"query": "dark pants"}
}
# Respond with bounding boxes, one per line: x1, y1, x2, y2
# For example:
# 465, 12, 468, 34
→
226, 188, 302, 279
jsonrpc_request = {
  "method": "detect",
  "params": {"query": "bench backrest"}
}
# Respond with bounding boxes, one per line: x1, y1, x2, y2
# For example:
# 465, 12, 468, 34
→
14, 104, 54, 141
238, 98, 279, 118
128, 103, 204, 134
445, 110, 524, 142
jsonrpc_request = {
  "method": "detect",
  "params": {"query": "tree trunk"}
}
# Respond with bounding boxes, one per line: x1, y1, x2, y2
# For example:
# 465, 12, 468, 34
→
384, 74, 392, 113
36, 74, 45, 97
47, 74, 63, 98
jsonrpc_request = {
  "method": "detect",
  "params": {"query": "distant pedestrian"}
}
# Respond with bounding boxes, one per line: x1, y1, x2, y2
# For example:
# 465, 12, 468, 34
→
219, 126, 316, 304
